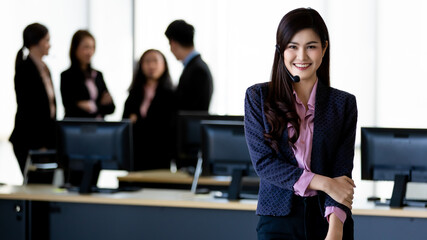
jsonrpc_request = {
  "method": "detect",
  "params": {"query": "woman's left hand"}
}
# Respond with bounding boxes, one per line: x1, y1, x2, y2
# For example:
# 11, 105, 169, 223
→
129, 114, 137, 124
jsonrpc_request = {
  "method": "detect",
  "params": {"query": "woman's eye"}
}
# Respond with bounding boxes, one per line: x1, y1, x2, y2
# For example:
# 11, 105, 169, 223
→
307, 45, 316, 49
288, 45, 297, 49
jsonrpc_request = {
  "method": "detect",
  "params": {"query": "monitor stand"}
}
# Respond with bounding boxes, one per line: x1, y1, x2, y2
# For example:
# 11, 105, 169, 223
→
191, 157, 257, 200
389, 174, 409, 208
369, 174, 409, 208
223, 169, 258, 200
227, 169, 246, 200
79, 160, 102, 194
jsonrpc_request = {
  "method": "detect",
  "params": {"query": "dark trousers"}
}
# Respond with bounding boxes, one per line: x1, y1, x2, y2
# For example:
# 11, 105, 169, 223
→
257, 195, 354, 240
12, 143, 29, 175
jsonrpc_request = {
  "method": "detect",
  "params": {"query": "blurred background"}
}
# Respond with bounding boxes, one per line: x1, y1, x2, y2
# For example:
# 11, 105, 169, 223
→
1, 0, 427, 200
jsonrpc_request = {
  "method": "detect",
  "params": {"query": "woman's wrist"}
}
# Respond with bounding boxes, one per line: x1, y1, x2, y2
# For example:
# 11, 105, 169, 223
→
308, 174, 331, 193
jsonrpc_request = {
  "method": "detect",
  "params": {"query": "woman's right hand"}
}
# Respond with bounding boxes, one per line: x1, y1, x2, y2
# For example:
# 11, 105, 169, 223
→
77, 100, 97, 113
309, 175, 355, 209
100, 92, 113, 105
325, 176, 355, 209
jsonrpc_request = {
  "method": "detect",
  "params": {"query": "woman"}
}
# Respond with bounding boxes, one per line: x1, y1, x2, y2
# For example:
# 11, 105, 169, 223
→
123, 49, 176, 171
244, 8, 357, 240
10, 23, 57, 174
61, 30, 115, 119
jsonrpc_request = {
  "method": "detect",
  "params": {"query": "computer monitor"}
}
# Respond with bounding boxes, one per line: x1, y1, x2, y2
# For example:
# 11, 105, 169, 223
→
176, 111, 244, 169
57, 119, 133, 193
361, 127, 427, 207
200, 120, 257, 200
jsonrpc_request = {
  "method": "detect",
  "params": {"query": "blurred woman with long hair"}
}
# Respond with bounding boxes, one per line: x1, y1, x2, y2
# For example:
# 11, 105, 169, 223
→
123, 49, 176, 170
61, 30, 115, 119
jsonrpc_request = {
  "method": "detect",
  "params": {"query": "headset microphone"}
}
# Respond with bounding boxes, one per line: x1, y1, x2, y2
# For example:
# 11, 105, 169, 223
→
275, 44, 300, 83
284, 64, 300, 83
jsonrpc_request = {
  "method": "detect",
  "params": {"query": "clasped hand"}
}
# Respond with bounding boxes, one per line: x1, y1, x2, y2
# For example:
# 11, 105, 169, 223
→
326, 176, 355, 209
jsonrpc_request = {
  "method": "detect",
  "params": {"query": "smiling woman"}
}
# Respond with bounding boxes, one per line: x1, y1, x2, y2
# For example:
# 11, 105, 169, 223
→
245, 8, 357, 240
283, 29, 328, 86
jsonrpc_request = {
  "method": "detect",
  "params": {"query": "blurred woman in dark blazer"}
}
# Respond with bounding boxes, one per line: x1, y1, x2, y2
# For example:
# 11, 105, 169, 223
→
123, 49, 176, 171
10, 23, 57, 174
60, 30, 115, 119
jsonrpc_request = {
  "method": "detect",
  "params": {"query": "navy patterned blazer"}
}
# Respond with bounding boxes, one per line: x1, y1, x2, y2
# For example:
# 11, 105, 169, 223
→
244, 81, 357, 217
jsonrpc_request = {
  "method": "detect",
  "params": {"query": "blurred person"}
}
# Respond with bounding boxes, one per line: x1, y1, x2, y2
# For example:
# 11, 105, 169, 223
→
123, 49, 176, 171
10, 23, 57, 174
61, 30, 115, 119
165, 20, 213, 112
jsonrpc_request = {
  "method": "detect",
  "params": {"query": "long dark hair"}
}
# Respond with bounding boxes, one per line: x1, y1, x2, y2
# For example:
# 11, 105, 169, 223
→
128, 49, 173, 93
69, 30, 95, 73
264, 8, 330, 152
15, 23, 49, 70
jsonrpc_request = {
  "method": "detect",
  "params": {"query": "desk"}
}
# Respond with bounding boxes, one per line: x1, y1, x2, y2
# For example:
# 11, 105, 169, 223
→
118, 169, 229, 188
0, 184, 258, 240
118, 169, 259, 192
1, 185, 427, 240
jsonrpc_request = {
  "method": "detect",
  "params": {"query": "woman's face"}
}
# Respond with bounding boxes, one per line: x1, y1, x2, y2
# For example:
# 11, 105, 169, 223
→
36, 33, 51, 56
76, 36, 95, 66
141, 51, 165, 81
283, 28, 327, 83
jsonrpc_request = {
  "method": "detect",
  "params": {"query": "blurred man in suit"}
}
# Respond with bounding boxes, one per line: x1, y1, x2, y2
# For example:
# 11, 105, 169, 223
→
165, 20, 213, 111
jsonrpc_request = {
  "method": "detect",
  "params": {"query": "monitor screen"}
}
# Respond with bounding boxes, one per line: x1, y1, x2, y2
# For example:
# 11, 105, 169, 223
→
176, 111, 244, 169
201, 120, 254, 176
200, 120, 257, 200
57, 119, 133, 193
361, 127, 427, 207
361, 127, 427, 182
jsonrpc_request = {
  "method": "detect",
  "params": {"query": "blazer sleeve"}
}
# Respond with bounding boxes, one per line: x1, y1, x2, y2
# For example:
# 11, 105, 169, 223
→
60, 71, 82, 115
14, 68, 40, 144
96, 72, 115, 116
191, 67, 213, 110
324, 94, 358, 216
13, 63, 53, 148
122, 90, 139, 119
244, 85, 304, 191
14, 69, 34, 119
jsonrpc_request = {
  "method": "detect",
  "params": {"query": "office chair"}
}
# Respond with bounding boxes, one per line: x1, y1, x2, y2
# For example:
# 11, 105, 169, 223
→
24, 149, 62, 185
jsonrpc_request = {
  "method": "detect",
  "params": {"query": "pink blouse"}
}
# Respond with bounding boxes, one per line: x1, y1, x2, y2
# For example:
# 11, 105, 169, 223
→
289, 80, 346, 223
30, 53, 55, 119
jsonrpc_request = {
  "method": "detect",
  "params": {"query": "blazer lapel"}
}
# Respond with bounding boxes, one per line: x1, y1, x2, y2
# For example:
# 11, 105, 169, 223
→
311, 81, 329, 174
279, 127, 299, 165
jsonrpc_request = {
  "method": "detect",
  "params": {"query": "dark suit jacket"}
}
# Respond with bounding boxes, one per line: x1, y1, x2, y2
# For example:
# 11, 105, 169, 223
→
244, 81, 357, 218
123, 86, 177, 170
10, 57, 56, 150
60, 66, 115, 118
176, 54, 213, 111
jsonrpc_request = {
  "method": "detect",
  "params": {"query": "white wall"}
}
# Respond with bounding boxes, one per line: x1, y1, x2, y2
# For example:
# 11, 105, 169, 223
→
376, 0, 427, 128
89, 0, 133, 121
